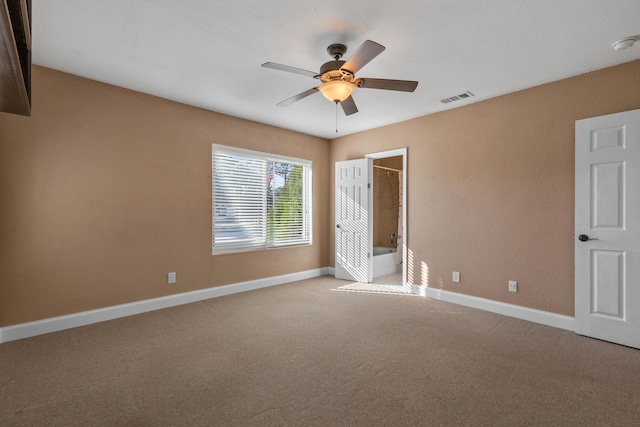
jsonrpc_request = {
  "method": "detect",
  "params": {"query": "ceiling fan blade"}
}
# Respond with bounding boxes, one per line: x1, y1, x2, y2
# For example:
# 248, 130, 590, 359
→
341, 40, 385, 74
262, 62, 318, 78
357, 78, 418, 92
276, 87, 319, 107
340, 96, 358, 116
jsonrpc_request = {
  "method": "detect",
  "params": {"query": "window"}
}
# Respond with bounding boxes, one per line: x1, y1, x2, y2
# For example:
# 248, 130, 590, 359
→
212, 144, 312, 253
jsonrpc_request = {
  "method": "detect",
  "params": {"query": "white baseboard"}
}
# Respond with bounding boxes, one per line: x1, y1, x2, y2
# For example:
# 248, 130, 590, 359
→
0, 269, 574, 344
0, 267, 332, 344
409, 284, 575, 331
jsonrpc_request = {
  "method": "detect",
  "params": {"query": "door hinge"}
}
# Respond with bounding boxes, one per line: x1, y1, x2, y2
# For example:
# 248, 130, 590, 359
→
367, 252, 371, 258
368, 183, 371, 189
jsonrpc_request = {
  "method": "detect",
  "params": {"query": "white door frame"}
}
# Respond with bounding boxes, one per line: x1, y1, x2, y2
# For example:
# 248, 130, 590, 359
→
366, 148, 408, 289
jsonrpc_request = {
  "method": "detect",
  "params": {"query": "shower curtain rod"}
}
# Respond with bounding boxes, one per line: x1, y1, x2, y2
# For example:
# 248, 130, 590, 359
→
373, 165, 403, 173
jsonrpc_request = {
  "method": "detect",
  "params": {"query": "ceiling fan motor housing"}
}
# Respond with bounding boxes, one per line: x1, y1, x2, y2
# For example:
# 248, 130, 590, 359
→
319, 60, 354, 83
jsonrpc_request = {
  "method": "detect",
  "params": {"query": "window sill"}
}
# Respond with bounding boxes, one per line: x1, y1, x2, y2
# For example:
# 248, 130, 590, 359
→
212, 242, 312, 256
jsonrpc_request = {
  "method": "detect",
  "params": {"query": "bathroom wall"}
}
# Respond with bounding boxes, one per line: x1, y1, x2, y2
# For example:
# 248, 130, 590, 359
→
373, 156, 402, 248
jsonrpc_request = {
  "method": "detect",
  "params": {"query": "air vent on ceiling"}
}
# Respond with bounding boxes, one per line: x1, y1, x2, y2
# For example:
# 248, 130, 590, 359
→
440, 91, 474, 104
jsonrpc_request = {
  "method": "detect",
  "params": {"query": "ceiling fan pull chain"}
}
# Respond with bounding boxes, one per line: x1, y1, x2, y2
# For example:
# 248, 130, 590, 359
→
335, 101, 339, 133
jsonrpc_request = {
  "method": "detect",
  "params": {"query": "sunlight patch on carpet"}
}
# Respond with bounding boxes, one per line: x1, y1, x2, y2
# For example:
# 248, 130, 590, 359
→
332, 282, 412, 295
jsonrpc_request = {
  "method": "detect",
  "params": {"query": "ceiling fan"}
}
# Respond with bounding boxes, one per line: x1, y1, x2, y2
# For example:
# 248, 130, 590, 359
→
262, 40, 419, 116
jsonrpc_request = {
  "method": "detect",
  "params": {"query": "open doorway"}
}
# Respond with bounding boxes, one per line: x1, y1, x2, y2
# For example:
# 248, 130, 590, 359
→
366, 148, 407, 287
334, 148, 407, 287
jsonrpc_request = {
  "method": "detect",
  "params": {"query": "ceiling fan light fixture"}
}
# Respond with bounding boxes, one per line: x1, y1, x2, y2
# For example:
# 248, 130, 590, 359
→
318, 80, 355, 102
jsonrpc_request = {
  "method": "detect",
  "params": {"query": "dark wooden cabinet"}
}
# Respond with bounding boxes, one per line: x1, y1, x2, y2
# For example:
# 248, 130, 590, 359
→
1, 0, 31, 116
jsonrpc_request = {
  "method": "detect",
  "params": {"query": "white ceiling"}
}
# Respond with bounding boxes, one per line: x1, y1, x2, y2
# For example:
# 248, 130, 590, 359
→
32, 0, 640, 139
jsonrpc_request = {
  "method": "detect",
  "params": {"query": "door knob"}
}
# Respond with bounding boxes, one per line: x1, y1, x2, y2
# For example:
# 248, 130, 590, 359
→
578, 234, 599, 241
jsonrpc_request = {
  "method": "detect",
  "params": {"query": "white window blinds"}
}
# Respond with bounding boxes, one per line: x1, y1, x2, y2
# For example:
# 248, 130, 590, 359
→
212, 145, 312, 253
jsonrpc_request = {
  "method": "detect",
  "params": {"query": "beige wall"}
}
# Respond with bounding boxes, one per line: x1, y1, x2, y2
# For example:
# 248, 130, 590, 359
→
0, 67, 330, 326
331, 59, 640, 317
2, 60, 640, 327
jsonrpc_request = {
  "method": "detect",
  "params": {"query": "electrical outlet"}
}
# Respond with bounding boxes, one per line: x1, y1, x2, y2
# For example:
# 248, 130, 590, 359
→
168, 272, 176, 284
508, 280, 517, 292
452, 271, 460, 283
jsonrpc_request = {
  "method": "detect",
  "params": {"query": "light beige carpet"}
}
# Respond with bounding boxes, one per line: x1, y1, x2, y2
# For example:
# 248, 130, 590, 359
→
1, 274, 639, 426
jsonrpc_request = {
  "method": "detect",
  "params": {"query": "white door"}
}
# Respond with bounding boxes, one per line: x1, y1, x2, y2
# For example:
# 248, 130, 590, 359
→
335, 158, 372, 282
575, 108, 640, 349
